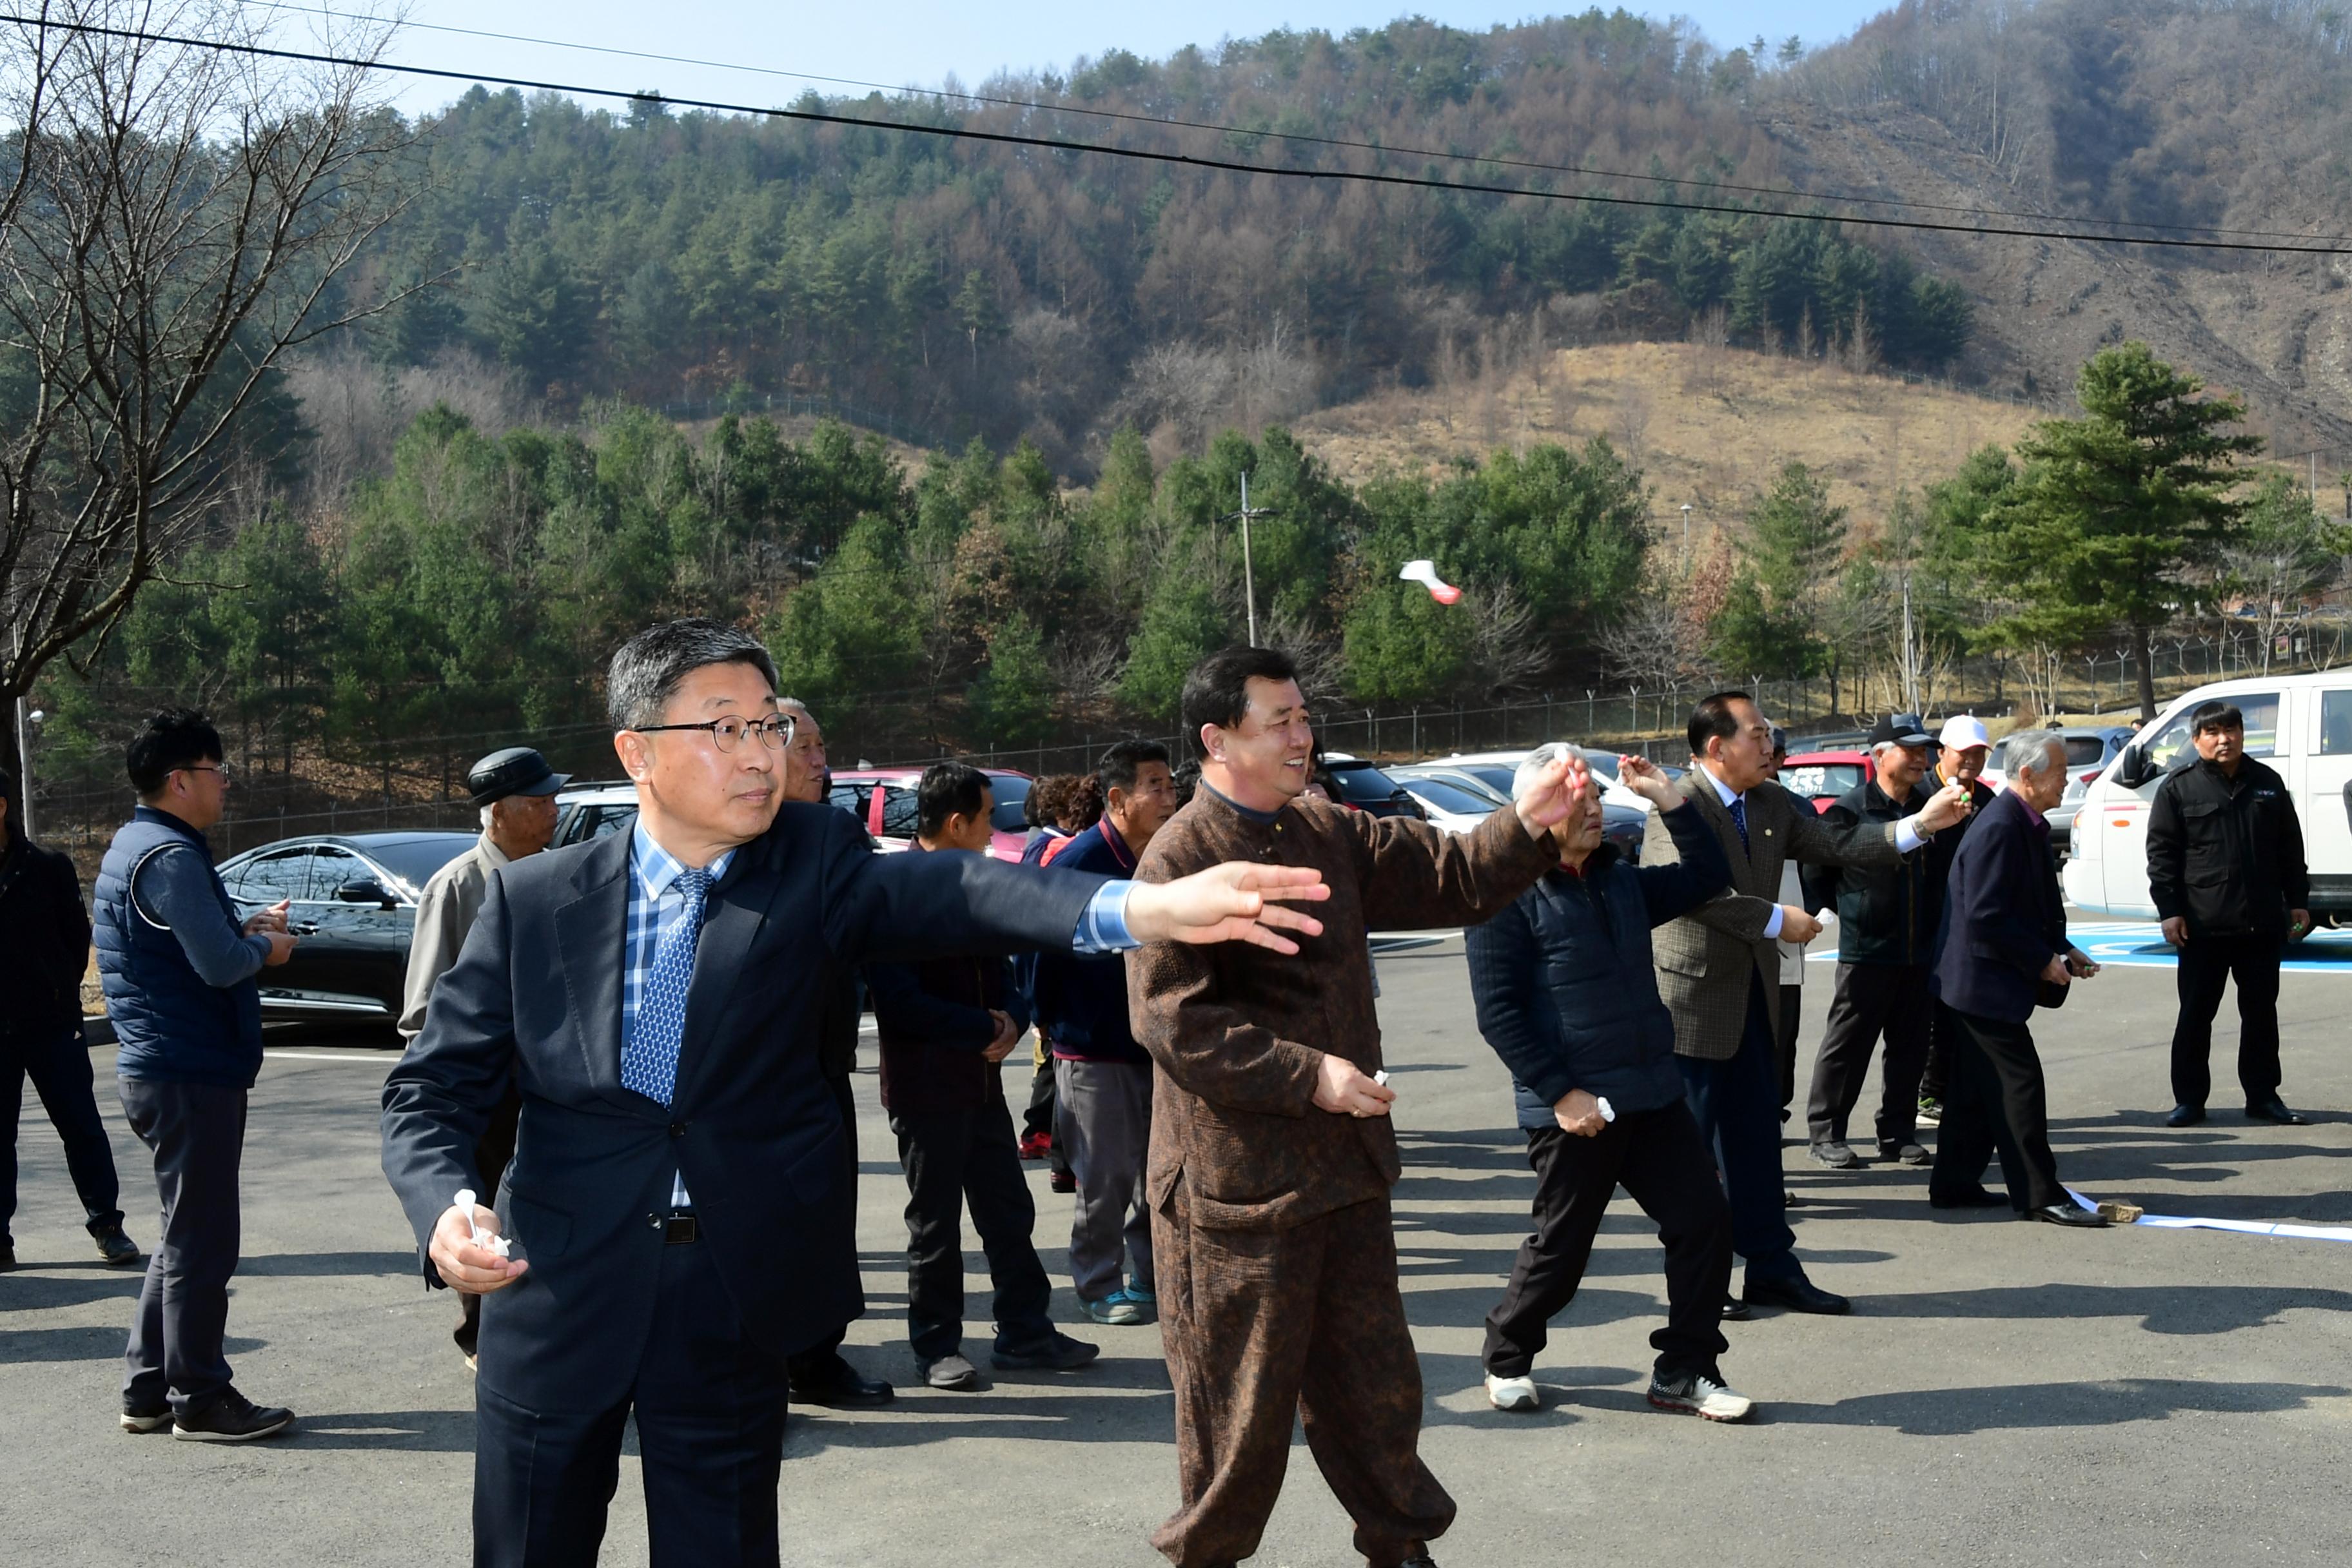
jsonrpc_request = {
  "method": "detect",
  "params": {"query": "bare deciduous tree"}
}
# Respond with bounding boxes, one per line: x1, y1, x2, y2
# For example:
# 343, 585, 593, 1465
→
1460, 582, 1551, 698
1, 1, 414, 778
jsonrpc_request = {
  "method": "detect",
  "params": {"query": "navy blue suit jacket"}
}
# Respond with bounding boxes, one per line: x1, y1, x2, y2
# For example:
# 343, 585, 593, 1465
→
379, 802, 1105, 1409
1930, 789, 2068, 1025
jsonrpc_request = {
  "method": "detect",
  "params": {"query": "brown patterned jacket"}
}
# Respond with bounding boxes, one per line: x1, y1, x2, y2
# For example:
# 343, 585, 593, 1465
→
1128, 787, 1555, 1231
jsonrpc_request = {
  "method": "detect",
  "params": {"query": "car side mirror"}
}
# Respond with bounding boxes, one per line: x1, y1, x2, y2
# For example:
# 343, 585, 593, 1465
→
2108, 749, 2148, 790
335, 877, 395, 909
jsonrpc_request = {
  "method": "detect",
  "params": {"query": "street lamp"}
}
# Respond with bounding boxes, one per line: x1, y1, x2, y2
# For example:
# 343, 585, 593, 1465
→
1220, 472, 1276, 647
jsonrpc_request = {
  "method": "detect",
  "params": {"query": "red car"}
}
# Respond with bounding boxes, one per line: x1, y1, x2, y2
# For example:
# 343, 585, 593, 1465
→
1777, 750, 1874, 815
827, 767, 1035, 859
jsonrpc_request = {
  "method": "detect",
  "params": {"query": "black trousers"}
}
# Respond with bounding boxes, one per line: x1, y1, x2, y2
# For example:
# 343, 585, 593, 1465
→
1676, 980, 1803, 1285
1774, 983, 1803, 1116
1482, 1105, 1732, 1380
1806, 963, 1932, 1150
1928, 1006, 2064, 1212
4, 1023, 124, 1246
890, 1093, 1053, 1361
2170, 935, 2285, 1108
1920, 1005, 1959, 1104
473, 1235, 790, 1568
456, 1078, 524, 1358
1022, 1051, 1071, 1179
787, 1075, 862, 1384
117, 1075, 246, 1415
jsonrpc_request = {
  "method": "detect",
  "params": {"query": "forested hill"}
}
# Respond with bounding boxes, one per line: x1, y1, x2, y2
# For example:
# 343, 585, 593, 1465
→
355, 10, 1975, 471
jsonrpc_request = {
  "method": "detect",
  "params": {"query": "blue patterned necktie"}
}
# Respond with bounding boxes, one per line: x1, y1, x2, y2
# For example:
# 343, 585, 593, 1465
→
623, 866, 712, 1108
1728, 794, 1750, 854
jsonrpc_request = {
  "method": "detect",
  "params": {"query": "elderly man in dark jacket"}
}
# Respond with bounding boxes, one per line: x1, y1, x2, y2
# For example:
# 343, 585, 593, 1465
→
1928, 729, 2107, 1227
1467, 743, 1747, 1421
2145, 700, 2313, 1127
1799, 713, 1950, 1170
2, 765, 137, 1271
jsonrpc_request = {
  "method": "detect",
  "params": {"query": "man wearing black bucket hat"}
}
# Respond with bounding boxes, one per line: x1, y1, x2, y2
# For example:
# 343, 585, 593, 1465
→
1799, 713, 1950, 1171
398, 745, 568, 1368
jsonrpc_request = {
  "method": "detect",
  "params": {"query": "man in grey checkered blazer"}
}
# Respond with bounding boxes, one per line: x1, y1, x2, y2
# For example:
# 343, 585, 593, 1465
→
1642, 692, 1972, 1317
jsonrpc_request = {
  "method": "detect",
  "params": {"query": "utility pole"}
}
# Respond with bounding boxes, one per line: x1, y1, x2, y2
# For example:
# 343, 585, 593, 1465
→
1899, 572, 1920, 714
1222, 473, 1276, 647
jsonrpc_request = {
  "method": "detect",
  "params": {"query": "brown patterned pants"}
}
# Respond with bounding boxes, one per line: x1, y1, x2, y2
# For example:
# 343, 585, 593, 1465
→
1151, 1190, 1455, 1568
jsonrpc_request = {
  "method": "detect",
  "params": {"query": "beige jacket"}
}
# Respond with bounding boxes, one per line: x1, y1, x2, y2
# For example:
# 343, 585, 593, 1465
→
397, 832, 513, 1040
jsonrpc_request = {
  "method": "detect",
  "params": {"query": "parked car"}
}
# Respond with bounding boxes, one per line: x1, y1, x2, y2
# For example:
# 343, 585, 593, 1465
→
217, 831, 478, 1026
1315, 754, 1427, 819
1438, 747, 1679, 813
2043, 725, 2138, 852
1778, 750, 1875, 814
2066, 674, 2351, 925
1389, 773, 1502, 834
1389, 761, 1645, 861
557, 768, 1035, 858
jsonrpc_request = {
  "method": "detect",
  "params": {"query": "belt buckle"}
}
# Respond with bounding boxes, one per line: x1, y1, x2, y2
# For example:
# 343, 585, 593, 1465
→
663, 1213, 699, 1245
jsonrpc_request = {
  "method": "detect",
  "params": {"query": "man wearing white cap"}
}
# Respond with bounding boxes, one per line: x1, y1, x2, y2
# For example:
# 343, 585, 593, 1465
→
1916, 718, 1996, 1123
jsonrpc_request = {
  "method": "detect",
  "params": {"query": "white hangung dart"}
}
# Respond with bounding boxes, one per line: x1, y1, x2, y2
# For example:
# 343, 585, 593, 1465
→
1398, 559, 1462, 604
454, 1187, 511, 1258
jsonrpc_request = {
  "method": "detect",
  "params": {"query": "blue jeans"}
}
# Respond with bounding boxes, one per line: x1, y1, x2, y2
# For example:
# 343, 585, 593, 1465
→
4, 1023, 124, 1246
1677, 979, 1803, 1285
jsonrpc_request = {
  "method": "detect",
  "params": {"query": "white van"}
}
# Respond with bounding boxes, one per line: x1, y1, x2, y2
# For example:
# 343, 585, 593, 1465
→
2061, 670, 2352, 926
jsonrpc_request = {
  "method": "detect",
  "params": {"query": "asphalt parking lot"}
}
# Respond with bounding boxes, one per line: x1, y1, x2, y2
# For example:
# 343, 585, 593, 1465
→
7, 921, 2352, 1566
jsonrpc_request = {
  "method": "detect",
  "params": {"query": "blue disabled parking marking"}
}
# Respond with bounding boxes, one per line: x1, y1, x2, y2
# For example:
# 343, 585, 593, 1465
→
2064, 921, 2352, 974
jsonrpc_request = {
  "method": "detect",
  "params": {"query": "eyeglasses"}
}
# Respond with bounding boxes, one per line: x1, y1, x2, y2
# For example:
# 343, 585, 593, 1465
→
179, 763, 234, 784
632, 713, 797, 753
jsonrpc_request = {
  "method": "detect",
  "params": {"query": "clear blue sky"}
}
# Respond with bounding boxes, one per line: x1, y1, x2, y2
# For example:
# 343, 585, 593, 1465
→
346, 3, 1893, 118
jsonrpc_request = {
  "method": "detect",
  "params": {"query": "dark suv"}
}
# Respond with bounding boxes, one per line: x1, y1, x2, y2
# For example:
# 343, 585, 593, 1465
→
1317, 754, 1427, 819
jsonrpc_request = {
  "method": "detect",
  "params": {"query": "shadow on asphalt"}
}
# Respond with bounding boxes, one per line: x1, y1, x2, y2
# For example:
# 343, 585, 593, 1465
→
0, 1326, 263, 1362
1856, 1281, 2352, 1333
1761, 1377, 2351, 1434
239, 1251, 420, 1278
290, 1408, 478, 1451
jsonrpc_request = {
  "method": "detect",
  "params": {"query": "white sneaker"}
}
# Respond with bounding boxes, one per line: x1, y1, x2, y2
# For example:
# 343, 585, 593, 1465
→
1647, 1369, 1754, 1422
1484, 1373, 1539, 1412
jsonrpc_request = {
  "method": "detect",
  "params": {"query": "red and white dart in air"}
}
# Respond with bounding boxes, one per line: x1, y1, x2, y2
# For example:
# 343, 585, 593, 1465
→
1398, 559, 1462, 604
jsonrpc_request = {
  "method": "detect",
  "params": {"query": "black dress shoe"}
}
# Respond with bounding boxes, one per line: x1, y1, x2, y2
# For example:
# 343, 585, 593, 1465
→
1720, 1296, 1752, 1322
2244, 1097, 2309, 1125
790, 1357, 896, 1408
2165, 1102, 2206, 1128
2024, 1203, 2110, 1228
1929, 1184, 2010, 1210
1743, 1275, 1851, 1315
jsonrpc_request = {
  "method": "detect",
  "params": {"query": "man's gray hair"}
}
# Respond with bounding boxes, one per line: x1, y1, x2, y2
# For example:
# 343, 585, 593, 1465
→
2003, 727, 2066, 780
479, 803, 498, 830
606, 618, 779, 731
776, 694, 814, 720
1515, 741, 1580, 797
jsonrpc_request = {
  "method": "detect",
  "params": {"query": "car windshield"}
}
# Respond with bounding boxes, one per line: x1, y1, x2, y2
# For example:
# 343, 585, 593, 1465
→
1404, 779, 1498, 817
1576, 749, 1622, 781
1327, 764, 1406, 805
1781, 762, 1865, 798
2139, 693, 2280, 774
364, 836, 476, 889
2063, 737, 2108, 767
988, 775, 1031, 833
1452, 763, 1518, 796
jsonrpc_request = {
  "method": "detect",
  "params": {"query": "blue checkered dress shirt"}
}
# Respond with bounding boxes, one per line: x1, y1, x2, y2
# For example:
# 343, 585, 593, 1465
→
624, 824, 1136, 1211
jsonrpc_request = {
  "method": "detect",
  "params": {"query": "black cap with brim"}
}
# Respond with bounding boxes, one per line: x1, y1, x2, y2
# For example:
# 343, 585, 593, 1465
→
1868, 713, 1935, 750
468, 746, 570, 808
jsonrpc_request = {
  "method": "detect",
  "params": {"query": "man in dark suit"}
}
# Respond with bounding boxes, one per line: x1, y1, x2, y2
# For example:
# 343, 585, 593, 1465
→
380, 619, 1330, 1568
1927, 729, 2108, 1228
1642, 692, 1971, 1316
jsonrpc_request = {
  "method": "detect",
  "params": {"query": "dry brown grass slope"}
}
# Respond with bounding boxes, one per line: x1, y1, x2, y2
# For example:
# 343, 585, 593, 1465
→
1292, 341, 2041, 540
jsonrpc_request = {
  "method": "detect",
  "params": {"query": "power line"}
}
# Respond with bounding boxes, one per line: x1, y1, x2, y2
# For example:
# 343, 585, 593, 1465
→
231, 1, 2351, 248
13, 12, 2346, 257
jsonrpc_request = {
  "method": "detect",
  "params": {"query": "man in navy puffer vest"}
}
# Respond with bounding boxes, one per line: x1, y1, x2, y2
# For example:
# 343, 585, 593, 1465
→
94, 710, 299, 1442
1466, 743, 1754, 1423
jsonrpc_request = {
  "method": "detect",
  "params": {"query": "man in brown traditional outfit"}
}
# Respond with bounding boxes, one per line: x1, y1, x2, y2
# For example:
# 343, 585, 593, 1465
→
1128, 645, 1585, 1568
